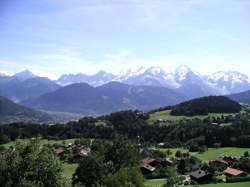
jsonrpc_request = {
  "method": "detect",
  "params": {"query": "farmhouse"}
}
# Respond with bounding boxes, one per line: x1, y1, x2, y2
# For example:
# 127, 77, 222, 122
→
140, 163, 156, 173
189, 169, 212, 183
209, 157, 229, 166
142, 157, 159, 167
223, 168, 247, 177
55, 147, 65, 155
74, 149, 90, 157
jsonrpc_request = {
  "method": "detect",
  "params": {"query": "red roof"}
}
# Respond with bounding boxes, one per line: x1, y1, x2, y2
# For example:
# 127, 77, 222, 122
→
223, 168, 245, 176
209, 158, 229, 165
142, 157, 156, 164
55, 147, 65, 154
76, 149, 90, 157
140, 163, 156, 172
176, 157, 185, 161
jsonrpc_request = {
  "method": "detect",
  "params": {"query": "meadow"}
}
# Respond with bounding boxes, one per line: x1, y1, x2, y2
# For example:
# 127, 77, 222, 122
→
1, 138, 77, 148
149, 110, 235, 122
144, 179, 250, 187
161, 147, 250, 161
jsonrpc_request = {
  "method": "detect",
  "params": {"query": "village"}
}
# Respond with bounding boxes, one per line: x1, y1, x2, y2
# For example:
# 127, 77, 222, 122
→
53, 139, 250, 186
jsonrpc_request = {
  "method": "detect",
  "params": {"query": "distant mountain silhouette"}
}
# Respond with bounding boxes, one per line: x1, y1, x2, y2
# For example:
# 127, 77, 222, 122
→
0, 96, 52, 124
21, 82, 187, 115
227, 90, 250, 104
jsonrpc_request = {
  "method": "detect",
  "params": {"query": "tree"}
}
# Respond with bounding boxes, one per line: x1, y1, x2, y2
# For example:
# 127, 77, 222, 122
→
163, 166, 183, 187
0, 139, 63, 187
105, 134, 140, 171
177, 159, 187, 174
73, 154, 112, 186
244, 151, 249, 158
104, 167, 145, 187
175, 150, 182, 158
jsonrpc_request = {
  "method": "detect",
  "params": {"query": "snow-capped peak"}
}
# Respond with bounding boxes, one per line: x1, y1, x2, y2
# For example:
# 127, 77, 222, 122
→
13, 70, 37, 80
209, 71, 249, 83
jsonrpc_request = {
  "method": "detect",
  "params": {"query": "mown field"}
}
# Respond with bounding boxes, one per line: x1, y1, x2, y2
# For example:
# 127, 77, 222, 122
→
62, 163, 78, 179
149, 110, 235, 122
145, 180, 250, 187
160, 147, 250, 161
1, 138, 77, 148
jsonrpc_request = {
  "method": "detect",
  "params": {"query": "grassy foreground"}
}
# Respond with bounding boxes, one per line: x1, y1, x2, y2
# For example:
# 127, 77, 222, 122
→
145, 179, 250, 187
160, 147, 250, 161
62, 163, 78, 179
1, 138, 77, 148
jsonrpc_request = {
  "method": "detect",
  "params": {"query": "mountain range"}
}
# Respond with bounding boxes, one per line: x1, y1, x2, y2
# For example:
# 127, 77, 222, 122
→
0, 96, 52, 124
0, 70, 60, 102
21, 82, 187, 115
228, 90, 250, 105
56, 66, 250, 98
0, 67, 249, 116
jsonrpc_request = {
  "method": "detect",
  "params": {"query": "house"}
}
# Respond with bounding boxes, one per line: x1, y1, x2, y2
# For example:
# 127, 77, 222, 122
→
140, 163, 156, 173
222, 155, 240, 163
159, 157, 173, 166
191, 162, 203, 171
142, 157, 159, 167
189, 169, 212, 183
223, 168, 247, 177
209, 157, 229, 166
74, 149, 90, 157
176, 157, 185, 161
140, 157, 159, 174
55, 147, 65, 155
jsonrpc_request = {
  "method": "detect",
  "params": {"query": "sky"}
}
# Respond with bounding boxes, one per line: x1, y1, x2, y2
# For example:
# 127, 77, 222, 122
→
0, 0, 250, 79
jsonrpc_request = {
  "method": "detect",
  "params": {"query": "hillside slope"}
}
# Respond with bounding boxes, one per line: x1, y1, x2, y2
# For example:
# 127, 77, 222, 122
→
0, 96, 52, 124
171, 96, 241, 116
21, 82, 187, 115
227, 90, 250, 104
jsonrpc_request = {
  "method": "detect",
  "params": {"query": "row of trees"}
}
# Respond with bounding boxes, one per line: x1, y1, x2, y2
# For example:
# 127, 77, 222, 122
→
0, 110, 250, 149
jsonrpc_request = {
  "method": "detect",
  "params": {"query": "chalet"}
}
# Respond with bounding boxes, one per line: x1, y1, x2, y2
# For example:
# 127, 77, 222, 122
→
223, 168, 247, 177
221, 155, 240, 163
140, 163, 156, 173
74, 149, 90, 157
209, 157, 229, 166
176, 157, 185, 161
159, 157, 173, 166
157, 142, 165, 148
142, 157, 159, 167
191, 162, 203, 171
189, 169, 212, 183
55, 147, 65, 155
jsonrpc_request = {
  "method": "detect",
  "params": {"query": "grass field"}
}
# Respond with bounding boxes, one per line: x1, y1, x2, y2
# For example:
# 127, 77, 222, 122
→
149, 110, 235, 122
62, 163, 78, 179
160, 147, 250, 161
145, 179, 250, 187
1, 138, 77, 148
195, 147, 250, 160
145, 179, 165, 187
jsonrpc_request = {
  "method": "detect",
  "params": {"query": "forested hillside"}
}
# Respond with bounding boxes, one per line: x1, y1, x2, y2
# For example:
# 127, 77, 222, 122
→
0, 96, 52, 124
171, 96, 241, 116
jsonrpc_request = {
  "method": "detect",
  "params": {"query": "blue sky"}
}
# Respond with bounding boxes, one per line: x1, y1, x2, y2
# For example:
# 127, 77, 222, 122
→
0, 0, 250, 79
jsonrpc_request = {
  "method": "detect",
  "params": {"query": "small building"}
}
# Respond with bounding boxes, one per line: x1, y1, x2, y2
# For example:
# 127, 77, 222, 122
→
141, 157, 159, 167
191, 162, 203, 171
176, 157, 185, 161
55, 147, 65, 155
75, 149, 90, 157
159, 157, 173, 166
189, 169, 212, 183
140, 163, 156, 173
223, 168, 247, 177
209, 158, 229, 166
